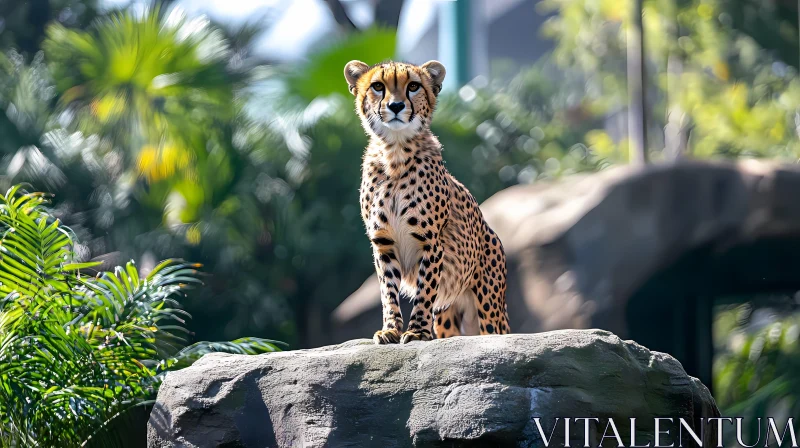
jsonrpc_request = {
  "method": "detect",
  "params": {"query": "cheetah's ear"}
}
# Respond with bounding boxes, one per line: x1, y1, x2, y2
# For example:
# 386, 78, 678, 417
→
344, 60, 369, 95
421, 60, 446, 96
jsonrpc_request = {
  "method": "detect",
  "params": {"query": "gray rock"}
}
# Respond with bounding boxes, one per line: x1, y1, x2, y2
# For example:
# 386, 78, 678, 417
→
148, 329, 719, 447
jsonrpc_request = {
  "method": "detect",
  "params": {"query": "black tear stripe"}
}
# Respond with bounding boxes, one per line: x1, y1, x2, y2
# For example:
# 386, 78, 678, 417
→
394, 65, 398, 91
380, 70, 388, 115
377, 83, 384, 123
408, 84, 417, 123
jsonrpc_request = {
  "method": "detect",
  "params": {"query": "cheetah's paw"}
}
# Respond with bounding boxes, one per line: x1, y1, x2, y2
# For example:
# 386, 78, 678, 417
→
373, 329, 401, 344
400, 330, 432, 344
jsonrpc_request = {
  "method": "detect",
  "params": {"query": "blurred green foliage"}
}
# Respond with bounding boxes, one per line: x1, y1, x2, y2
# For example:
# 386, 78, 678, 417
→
286, 27, 397, 101
542, 0, 800, 160
714, 301, 800, 441
0, 6, 297, 346
44, 7, 239, 179
0, 185, 282, 446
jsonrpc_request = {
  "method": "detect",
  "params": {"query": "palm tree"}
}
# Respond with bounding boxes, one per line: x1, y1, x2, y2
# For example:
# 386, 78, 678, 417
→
36, 4, 305, 348
43, 6, 240, 184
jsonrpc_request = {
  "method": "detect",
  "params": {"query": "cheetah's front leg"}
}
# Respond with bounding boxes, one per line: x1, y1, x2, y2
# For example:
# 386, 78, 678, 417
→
371, 245, 404, 344
401, 234, 442, 343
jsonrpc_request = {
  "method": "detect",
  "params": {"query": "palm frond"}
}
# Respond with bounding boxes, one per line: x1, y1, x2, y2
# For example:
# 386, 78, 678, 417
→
165, 337, 286, 371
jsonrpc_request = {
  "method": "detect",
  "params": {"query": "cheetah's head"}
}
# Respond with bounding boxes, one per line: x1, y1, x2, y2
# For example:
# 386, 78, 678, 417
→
344, 60, 446, 144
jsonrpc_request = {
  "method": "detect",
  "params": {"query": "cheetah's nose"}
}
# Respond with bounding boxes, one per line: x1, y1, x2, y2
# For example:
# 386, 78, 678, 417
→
388, 102, 405, 114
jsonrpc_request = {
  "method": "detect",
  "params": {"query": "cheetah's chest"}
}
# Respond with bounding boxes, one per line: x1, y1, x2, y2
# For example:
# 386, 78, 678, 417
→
367, 180, 426, 278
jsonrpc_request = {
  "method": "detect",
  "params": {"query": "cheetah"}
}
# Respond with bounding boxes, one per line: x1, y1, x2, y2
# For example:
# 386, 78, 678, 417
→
344, 59, 510, 344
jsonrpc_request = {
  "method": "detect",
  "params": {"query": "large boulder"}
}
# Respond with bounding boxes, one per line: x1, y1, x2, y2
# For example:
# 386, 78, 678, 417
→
148, 330, 719, 447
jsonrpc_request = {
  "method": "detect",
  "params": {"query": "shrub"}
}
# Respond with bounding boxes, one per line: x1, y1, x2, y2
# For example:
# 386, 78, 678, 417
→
0, 185, 283, 446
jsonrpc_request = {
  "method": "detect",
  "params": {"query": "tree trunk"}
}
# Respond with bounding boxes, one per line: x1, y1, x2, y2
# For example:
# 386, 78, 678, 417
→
374, 0, 405, 28
627, 0, 648, 164
324, 0, 405, 31
664, 0, 693, 161
325, 0, 358, 31
664, 56, 693, 160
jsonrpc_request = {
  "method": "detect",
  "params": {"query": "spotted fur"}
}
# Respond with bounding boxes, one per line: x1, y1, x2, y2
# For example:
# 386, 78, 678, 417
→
344, 60, 510, 344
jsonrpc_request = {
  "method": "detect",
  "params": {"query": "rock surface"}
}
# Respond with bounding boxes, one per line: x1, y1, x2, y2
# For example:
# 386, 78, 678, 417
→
148, 329, 719, 447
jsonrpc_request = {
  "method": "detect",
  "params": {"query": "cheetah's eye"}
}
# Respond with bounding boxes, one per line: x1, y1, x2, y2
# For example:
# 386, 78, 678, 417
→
408, 82, 421, 92
371, 82, 385, 92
